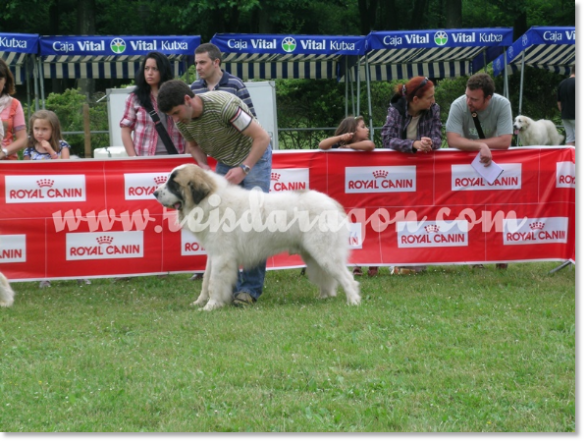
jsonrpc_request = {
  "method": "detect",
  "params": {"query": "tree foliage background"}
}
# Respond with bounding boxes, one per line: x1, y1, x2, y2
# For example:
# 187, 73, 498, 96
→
0, 0, 576, 152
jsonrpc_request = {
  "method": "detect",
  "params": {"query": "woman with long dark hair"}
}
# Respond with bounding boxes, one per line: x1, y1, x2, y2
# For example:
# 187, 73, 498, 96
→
120, 52, 185, 156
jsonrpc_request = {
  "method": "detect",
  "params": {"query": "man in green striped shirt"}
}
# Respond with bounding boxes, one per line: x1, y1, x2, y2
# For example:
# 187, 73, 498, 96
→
158, 80, 273, 307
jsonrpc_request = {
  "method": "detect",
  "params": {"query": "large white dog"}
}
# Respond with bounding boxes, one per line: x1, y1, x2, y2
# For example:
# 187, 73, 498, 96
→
0, 272, 15, 308
513, 115, 564, 146
154, 164, 361, 311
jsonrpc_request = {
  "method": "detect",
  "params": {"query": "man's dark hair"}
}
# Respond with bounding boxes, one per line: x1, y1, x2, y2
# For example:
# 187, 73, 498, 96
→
466, 73, 495, 98
195, 43, 222, 64
158, 80, 194, 114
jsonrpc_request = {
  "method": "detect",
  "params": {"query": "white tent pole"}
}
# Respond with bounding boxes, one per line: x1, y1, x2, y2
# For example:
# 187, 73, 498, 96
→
518, 49, 526, 115
503, 49, 509, 100
345, 56, 349, 116
350, 67, 356, 115
356, 62, 361, 116
38, 58, 46, 109
364, 52, 374, 141
32, 54, 40, 111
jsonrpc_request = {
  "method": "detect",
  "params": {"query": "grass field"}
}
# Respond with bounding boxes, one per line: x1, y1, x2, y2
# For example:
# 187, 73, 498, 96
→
0, 262, 575, 432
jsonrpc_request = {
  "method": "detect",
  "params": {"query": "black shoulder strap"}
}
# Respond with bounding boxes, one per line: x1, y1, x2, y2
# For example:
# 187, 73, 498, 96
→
471, 112, 485, 139
145, 103, 178, 155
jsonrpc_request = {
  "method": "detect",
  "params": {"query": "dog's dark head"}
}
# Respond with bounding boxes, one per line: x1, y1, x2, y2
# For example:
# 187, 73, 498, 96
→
154, 164, 216, 211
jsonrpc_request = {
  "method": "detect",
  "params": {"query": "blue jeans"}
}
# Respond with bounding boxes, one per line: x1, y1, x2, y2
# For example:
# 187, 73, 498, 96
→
214, 145, 272, 300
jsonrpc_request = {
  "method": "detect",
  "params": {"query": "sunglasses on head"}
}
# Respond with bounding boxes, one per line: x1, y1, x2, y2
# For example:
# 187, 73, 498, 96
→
412, 77, 429, 95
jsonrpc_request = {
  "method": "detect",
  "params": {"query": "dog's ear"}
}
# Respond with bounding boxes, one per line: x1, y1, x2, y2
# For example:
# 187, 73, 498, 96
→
189, 179, 212, 205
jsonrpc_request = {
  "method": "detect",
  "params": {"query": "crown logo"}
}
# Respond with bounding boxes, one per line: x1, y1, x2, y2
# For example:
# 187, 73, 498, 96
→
529, 222, 545, 230
154, 176, 167, 185
372, 170, 388, 179
271, 172, 281, 181
425, 224, 440, 233
97, 235, 114, 245
37, 179, 54, 188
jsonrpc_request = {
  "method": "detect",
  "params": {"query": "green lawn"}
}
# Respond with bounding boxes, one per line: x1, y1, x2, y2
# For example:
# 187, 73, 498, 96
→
0, 262, 575, 432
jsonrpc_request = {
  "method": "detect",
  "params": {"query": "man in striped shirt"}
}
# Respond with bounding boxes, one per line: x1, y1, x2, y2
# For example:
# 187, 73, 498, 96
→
190, 43, 257, 118
188, 43, 258, 282
158, 80, 272, 307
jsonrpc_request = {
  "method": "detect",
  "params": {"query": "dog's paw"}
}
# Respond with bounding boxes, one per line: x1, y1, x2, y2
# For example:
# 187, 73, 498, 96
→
191, 298, 208, 307
200, 300, 224, 311
346, 295, 361, 306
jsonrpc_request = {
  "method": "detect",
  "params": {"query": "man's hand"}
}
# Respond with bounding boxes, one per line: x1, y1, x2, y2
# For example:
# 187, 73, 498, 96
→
479, 143, 493, 167
224, 166, 246, 185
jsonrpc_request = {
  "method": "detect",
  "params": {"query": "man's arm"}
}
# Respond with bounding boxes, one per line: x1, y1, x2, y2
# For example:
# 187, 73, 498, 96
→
447, 132, 503, 167
223, 119, 270, 184
186, 140, 211, 170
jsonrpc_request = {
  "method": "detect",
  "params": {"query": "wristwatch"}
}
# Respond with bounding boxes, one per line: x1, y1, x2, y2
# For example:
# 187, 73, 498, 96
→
1, 148, 8, 158
239, 163, 251, 175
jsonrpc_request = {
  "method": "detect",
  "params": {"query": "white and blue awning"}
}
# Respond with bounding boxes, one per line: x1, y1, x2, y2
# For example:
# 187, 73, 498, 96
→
492, 26, 575, 77
210, 34, 367, 80
39, 35, 201, 79
362, 28, 513, 80
0, 33, 39, 84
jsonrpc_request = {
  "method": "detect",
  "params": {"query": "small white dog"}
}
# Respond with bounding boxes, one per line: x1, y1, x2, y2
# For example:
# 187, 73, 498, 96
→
513, 115, 564, 146
154, 164, 361, 311
0, 272, 15, 307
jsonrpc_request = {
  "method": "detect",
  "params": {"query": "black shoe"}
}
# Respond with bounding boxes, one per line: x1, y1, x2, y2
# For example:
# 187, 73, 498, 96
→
233, 292, 256, 307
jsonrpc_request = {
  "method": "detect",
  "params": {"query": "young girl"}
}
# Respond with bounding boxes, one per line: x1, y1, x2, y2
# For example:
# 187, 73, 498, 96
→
319, 115, 375, 151
24, 110, 70, 160
24, 111, 90, 287
318, 115, 377, 277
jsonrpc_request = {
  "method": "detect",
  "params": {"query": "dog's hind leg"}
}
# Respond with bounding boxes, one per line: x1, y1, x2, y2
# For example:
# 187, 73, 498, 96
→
303, 250, 361, 306
201, 257, 239, 311
301, 252, 338, 299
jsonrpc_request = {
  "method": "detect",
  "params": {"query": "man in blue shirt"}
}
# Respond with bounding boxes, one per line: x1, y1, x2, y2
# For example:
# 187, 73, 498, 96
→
190, 43, 257, 117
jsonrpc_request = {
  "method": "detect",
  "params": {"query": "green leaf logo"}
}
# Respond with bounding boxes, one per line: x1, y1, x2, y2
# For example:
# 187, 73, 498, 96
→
434, 31, 448, 46
282, 36, 297, 53
110, 38, 127, 54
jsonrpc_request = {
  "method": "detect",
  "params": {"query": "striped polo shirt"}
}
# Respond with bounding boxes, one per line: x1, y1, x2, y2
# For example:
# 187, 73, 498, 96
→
177, 91, 259, 166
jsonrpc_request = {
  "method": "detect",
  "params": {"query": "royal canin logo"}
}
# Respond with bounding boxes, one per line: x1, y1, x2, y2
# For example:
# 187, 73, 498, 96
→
372, 170, 388, 179
530, 222, 545, 231
271, 172, 281, 181
97, 235, 114, 245
424, 224, 440, 233
154, 176, 167, 185
37, 179, 54, 188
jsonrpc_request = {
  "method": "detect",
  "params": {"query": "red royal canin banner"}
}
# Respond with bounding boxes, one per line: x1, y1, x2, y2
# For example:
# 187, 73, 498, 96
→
0, 148, 575, 282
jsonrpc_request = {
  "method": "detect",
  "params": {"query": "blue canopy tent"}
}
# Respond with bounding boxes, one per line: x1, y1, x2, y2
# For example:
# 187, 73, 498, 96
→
0, 33, 40, 111
210, 33, 368, 116
38, 35, 201, 105
492, 26, 575, 114
361, 28, 514, 138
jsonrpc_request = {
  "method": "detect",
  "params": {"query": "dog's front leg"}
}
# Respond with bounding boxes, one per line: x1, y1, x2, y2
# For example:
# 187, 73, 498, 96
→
191, 257, 211, 307
201, 257, 238, 311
